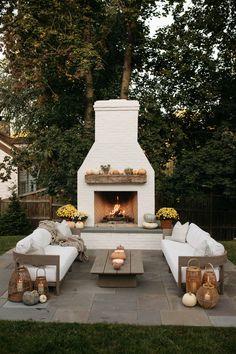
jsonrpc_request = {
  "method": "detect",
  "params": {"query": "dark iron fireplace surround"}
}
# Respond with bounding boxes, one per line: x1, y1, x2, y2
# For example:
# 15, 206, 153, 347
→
94, 191, 138, 226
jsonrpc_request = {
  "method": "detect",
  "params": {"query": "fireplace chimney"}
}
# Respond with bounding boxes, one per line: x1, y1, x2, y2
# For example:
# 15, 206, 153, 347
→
77, 99, 155, 227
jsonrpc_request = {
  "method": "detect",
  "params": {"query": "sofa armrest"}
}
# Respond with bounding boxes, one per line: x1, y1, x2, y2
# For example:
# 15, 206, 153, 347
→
13, 250, 60, 295
178, 251, 227, 295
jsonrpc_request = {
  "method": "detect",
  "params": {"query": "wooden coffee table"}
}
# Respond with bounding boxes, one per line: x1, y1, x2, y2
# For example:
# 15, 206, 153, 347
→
90, 249, 144, 287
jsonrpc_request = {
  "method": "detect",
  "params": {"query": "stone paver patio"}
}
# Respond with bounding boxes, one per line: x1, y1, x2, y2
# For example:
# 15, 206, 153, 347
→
0, 249, 236, 326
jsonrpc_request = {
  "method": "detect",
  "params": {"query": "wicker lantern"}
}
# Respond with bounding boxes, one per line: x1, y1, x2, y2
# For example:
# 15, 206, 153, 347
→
8, 265, 33, 302
196, 283, 219, 309
202, 263, 217, 287
34, 268, 48, 296
186, 258, 202, 294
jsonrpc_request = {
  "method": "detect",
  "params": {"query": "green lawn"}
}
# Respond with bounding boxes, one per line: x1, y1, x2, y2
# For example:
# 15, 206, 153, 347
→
0, 321, 235, 354
221, 241, 236, 265
0, 235, 24, 255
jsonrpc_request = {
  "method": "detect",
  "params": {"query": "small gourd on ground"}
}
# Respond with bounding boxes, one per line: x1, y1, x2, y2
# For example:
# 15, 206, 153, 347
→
22, 290, 39, 306
182, 292, 197, 307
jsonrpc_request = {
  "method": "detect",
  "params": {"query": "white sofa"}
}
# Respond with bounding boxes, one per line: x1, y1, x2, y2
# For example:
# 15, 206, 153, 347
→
161, 222, 227, 295
13, 222, 80, 295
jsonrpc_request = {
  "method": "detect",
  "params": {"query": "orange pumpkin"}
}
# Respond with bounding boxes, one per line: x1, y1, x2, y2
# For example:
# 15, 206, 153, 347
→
66, 221, 76, 229
111, 251, 126, 260
137, 168, 146, 175
112, 259, 124, 270
111, 169, 120, 175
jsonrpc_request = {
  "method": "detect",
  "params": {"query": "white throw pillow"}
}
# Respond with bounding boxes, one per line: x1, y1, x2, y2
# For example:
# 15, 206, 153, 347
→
31, 228, 52, 249
206, 238, 225, 256
193, 239, 208, 256
171, 221, 189, 243
186, 223, 210, 249
15, 236, 32, 254
55, 220, 72, 238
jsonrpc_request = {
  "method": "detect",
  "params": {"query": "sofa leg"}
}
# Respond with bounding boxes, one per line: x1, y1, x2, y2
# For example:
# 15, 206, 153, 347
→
219, 282, 224, 295
219, 265, 224, 295
55, 283, 60, 295
178, 287, 183, 297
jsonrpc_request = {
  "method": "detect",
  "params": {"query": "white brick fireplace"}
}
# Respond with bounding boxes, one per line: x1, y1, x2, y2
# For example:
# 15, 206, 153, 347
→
77, 99, 155, 227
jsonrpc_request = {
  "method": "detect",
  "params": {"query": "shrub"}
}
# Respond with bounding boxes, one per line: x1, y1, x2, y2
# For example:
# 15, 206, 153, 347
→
0, 192, 31, 235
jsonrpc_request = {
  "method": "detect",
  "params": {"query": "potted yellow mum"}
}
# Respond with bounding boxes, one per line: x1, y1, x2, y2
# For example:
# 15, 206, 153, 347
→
156, 207, 179, 229
56, 204, 88, 228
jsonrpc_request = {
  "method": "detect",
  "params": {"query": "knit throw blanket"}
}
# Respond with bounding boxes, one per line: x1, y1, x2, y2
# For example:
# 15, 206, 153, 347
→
38, 220, 88, 262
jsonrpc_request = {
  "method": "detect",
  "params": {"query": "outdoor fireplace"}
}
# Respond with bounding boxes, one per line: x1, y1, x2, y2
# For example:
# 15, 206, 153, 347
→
94, 191, 137, 225
77, 99, 155, 227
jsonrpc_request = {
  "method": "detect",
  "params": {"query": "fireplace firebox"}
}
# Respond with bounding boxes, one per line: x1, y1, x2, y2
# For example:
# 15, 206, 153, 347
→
94, 191, 137, 225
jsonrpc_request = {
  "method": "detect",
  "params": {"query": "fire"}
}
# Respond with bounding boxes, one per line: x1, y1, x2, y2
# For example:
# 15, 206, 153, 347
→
109, 196, 126, 217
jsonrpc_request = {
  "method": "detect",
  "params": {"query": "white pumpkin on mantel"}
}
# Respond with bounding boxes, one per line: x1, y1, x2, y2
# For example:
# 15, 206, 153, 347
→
182, 292, 197, 307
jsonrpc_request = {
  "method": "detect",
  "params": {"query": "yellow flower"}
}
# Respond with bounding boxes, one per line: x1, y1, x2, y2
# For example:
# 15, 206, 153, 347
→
56, 204, 88, 222
75, 211, 88, 222
156, 207, 179, 221
56, 204, 79, 220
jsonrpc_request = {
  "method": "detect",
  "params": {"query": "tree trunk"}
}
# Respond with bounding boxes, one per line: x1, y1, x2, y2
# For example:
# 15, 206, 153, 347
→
84, 69, 94, 128
120, 44, 133, 99
120, 21, 136, 99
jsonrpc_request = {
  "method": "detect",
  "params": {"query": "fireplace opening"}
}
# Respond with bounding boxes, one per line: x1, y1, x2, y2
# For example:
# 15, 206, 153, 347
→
94, 191, 137, 226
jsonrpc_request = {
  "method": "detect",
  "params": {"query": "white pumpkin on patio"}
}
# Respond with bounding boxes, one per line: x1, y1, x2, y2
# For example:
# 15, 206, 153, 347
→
39, 294, 47, 303
182, 292, 197, 307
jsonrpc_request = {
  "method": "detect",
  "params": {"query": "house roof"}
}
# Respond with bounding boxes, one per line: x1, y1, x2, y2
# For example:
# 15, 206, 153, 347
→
0, 132, 27, 156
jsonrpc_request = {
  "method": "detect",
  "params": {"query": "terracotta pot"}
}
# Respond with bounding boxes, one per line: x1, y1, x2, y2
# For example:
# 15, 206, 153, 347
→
66, 221, 76, 229
160, 219, 173, 229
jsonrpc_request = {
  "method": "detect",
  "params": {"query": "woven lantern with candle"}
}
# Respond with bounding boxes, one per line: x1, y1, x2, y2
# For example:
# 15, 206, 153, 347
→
34, 268, 48, 296
186, 258, 202, 294
202, 263, 217, 287
196, 282, 219, 309
8, 264, 32, 302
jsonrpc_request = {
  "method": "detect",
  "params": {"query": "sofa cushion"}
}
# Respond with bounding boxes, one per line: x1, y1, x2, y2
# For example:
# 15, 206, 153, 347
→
30, 228, 52, 249
171, 221, 189, 243
25, 245, 78, 282
27, 245, 45, 255
186, 223, 210, 249
161, 239, 194, 282
55, 220, 72, 238
161, 239, 220, 283
15, 235, 32, 254
206, 238, 225, 256
193, 239, 209, 256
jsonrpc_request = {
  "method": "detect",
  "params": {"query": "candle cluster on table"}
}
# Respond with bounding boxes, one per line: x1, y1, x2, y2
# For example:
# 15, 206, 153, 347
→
111, 245, 126, 270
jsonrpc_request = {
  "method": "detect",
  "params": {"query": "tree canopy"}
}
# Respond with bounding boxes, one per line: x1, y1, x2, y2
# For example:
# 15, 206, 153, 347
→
0, 0, 235, 200
136, 0, 236, 196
